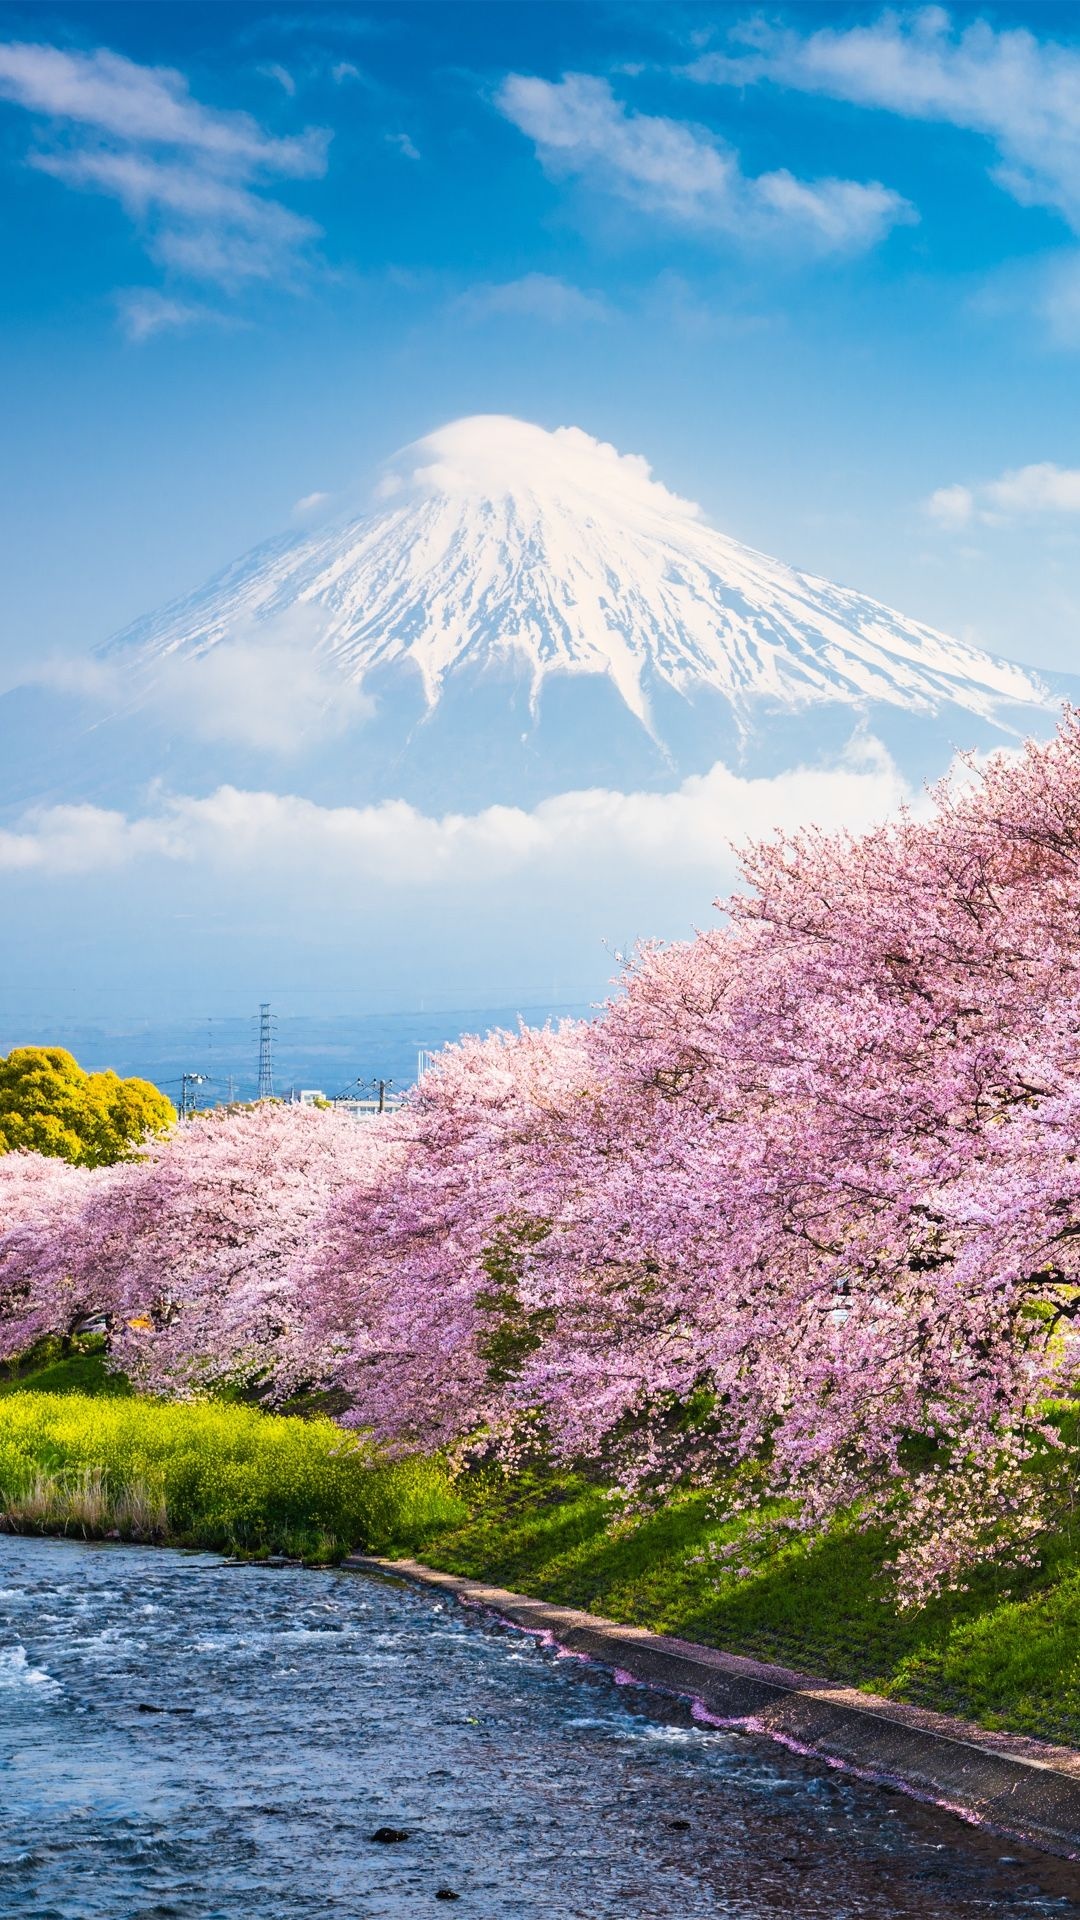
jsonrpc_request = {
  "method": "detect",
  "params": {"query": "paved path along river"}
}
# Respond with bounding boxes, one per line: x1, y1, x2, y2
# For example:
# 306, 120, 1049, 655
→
1, 1536, 1078, 1918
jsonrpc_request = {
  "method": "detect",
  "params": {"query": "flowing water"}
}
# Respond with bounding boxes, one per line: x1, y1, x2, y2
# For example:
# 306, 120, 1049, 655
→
1, 1535, 1078, 1918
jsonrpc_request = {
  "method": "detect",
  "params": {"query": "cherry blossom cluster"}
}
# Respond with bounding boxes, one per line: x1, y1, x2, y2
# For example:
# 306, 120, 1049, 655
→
0, 1104, 382, 1396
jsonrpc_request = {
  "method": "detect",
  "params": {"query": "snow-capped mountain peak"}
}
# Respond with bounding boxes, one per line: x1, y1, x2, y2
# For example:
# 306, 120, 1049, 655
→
117, 414, 1046, 734
3, 415, 1059, 820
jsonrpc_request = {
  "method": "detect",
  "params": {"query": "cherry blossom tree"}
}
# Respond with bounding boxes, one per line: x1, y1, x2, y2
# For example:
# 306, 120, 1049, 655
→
0, 1106, 379, 1397
99, 1103, 379, 1397
0, 1150, 117, 1357
294, 1021, 590, 1450
301, 717, 1080, 1599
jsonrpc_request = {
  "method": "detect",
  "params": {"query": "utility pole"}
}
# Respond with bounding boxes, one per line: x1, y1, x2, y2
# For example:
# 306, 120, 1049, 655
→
257, 1002, 275, 1100
179, 1072, 207, 1121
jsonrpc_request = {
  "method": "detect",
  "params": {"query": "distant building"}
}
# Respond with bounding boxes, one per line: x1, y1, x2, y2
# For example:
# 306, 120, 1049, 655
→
290, 1088, 402, 1120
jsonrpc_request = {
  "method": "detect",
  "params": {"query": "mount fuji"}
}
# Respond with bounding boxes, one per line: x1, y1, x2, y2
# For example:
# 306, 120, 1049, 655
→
0, 415, 1060, 817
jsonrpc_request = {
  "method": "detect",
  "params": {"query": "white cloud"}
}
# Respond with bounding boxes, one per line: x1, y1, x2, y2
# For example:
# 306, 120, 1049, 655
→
31, 654, 125, 700
968, 246, 1080, 352
32, 143, 308, 225
0, 742, 913, 880
1039, 251, 1080, 345
154, 637, 373, 755
381, 414, 703, 526
0, 804, 184, 874
0, 42, 324, 172
691, 8, 1080, 233
454, 273, 610, 324
985, 464, 1080, 515
495, 70, 915, 252
0, 38, 327, 291
385, 130, 420, 160
926, 462, 1080, 526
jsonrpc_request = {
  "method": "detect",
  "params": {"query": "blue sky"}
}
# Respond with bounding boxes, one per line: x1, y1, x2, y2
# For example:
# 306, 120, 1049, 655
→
4, 0, 1080, 685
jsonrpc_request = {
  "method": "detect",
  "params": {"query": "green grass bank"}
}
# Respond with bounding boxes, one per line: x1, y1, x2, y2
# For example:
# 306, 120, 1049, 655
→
1, 1345, 1078, 1748
408, 1469, 1080, 1749
0, 1348, 463, 1562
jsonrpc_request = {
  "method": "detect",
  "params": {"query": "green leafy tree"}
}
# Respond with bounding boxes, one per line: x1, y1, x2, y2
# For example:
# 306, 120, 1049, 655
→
0, 1047, 175, 1166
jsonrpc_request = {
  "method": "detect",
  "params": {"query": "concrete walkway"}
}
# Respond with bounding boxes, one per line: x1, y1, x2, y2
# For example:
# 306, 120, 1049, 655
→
344, 1553, 1080, 1864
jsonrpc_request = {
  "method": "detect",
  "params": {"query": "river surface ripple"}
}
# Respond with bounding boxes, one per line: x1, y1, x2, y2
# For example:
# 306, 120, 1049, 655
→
1, 1535, 1079, 1918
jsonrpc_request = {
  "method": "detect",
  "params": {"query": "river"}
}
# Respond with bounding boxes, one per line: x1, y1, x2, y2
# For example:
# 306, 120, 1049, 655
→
1, 1536, 1077, 1917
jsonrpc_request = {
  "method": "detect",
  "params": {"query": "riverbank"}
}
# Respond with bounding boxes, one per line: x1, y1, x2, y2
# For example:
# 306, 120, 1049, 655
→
403, 1466, 1080, 1751
2, 1358, 1078, 1754
349, 1552, 1080, 1865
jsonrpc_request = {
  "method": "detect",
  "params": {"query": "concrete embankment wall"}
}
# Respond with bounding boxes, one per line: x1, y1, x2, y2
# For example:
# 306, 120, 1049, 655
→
345, 1553, 1080, 1864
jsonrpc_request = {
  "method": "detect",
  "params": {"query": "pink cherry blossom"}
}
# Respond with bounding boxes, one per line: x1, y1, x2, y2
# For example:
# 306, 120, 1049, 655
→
0, 1151, 114, 1357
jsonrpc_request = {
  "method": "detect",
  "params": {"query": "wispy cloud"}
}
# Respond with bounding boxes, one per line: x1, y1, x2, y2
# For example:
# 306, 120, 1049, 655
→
926, 462, 1080, 528
237, 13, 391, 45
455, 272, 610, 324
117, 288, 241, 341
385, 129, 420, 160
0, 39, 328, 295
641, 269, 775, 340
1038, 251, 1080, 346
37, 608, 371, 754
292, 489, 332, 519
495, 70, 915, 252
925, 482, 977, 530
0, 42, 324, 171
690, 9, 1080, 233
257, 62, 296, 98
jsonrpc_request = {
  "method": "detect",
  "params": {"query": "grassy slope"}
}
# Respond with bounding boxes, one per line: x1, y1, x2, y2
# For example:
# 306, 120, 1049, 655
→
0, 1345, 130, 1399
3, 1346, 1077, 1745
402, 1471, 1080, 1749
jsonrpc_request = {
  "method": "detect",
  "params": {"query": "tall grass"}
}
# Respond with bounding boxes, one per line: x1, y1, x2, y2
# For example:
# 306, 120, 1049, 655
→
0, 1392, 464, 1562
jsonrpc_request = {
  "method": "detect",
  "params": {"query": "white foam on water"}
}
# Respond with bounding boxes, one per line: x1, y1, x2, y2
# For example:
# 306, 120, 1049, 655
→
0, 1644, 61, 1694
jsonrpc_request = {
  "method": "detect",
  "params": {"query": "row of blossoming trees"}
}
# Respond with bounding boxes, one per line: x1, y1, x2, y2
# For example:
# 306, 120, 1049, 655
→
5, 719, 1080, 1601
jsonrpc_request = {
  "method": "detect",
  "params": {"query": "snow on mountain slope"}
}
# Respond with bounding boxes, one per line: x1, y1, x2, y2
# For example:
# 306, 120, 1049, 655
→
109, 414, 1046, 730
0, 415, 1058, 821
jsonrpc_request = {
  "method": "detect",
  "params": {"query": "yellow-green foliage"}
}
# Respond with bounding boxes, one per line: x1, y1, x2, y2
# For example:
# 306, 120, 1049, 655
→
0, 1393, 464, 1561
0, 1046, 176, 1165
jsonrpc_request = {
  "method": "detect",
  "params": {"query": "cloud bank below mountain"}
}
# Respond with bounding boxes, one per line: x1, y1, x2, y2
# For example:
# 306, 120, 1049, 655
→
0, 740, 912, 879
